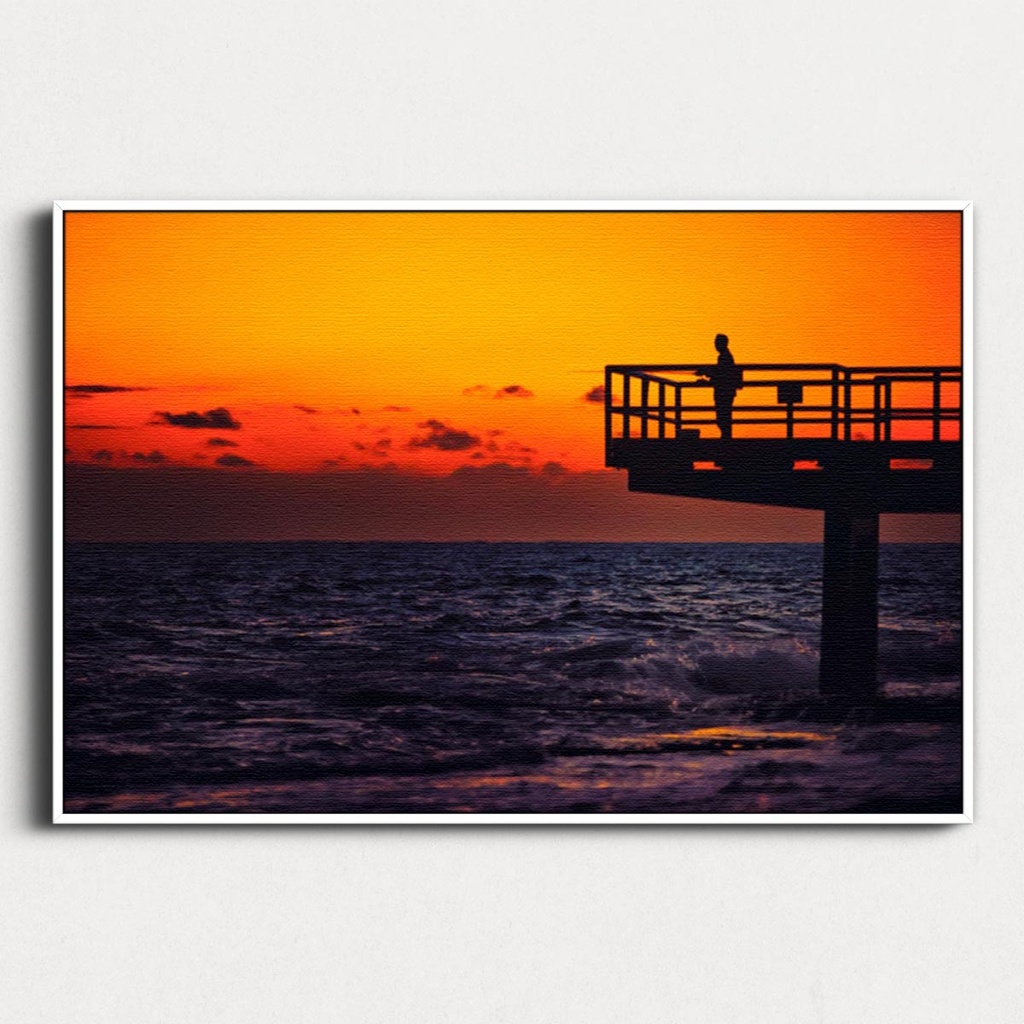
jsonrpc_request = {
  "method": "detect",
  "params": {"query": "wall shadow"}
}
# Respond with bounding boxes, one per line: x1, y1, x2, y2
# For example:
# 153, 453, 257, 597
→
27, 209, 53, 828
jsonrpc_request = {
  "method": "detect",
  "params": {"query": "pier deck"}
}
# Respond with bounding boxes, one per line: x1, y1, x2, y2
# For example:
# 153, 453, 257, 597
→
604, 362, 963, 701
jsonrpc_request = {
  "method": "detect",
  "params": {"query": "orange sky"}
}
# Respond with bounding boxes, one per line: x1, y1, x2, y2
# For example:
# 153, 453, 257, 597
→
62, 210, 962, 541
64, 211, 960, 469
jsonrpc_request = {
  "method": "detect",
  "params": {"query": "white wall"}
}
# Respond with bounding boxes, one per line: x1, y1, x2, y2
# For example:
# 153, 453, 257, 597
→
3, 3, 1020, 1021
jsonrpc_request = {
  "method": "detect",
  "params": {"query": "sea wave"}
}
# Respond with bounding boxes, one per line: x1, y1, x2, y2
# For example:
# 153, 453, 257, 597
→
63, 541, 963, 813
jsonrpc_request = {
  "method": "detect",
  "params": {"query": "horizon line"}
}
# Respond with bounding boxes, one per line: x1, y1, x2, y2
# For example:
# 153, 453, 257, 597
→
64, 537, 961, 546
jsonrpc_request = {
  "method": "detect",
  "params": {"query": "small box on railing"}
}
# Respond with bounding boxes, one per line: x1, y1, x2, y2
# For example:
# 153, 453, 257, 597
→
777, 383, 804, 405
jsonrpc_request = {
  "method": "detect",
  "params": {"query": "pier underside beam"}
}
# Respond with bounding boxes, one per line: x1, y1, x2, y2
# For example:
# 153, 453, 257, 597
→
820, 508, 879, 702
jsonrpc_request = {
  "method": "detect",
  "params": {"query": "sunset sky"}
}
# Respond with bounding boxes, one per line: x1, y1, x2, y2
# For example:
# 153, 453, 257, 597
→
63, 210, 962, 541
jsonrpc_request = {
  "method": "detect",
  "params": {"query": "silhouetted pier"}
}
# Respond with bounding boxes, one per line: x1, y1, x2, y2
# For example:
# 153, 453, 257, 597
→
604, 363, 962, 701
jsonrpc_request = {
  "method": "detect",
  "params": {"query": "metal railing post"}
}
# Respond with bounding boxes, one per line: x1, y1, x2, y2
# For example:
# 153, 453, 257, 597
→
844, 370, 852, 441
640, 378, 650, 439
831, 368, 839, 440
604, 367, 613, 447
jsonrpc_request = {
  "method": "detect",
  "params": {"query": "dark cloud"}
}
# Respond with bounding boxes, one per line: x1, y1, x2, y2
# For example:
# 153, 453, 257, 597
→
464, 385, 534, 399
215, 454, 256, 468
483, 438, 537, 466
352, 437, 392, 456
66, 384, 150, 393
207, 437, 239, 447
583, 385, 606, 404
64, 463, 955, 544
156, 407, 241, 430
91, 450, 113, 462
130, 450, 166, 464
383, 405, 411, 412
408, 419, 481, 452
68, 424, 118, 430
294, 405, 318, 414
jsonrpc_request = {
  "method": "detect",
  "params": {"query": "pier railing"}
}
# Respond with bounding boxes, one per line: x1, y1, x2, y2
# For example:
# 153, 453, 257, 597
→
605, 363, 962, 445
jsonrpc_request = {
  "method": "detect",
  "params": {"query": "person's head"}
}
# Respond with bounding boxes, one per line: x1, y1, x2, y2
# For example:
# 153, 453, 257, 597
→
714, 333, 729, 353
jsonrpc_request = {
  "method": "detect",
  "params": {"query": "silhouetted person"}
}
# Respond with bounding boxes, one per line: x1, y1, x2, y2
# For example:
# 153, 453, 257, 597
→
698, 333, 743, 439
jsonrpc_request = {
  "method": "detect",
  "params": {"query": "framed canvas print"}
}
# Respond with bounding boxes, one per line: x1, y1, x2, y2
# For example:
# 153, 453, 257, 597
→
54, 201, 971, 823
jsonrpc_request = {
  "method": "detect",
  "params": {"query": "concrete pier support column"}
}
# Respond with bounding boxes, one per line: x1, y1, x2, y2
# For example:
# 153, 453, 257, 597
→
820, 507, 880, 701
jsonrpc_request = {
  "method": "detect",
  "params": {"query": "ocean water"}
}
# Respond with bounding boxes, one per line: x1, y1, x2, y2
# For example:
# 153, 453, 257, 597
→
63, 542, 963, 814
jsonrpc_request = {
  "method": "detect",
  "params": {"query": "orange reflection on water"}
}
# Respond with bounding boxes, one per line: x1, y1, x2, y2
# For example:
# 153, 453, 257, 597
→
683, 726, 834, 743
434, 774, 613, 791
596, 726, 836, 753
